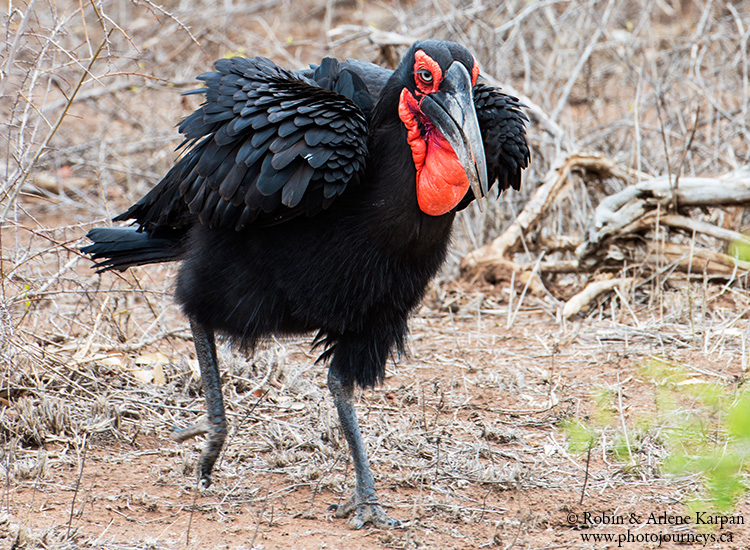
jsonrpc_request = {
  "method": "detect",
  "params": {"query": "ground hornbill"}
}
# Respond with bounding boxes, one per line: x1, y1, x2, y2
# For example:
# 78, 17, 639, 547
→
83, 40, 529, 528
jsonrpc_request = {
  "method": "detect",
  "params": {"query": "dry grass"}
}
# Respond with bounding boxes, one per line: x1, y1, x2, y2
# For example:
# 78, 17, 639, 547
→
2, 1, 750, 549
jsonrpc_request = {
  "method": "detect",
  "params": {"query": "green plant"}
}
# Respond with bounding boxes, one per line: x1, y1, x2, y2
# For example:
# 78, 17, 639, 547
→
563, 357, 750, 516
728, 239, 750, 263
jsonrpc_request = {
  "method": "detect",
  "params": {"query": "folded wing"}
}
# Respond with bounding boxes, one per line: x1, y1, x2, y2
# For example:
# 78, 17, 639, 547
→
115, 57, 370, 233
455, 83, 530, 211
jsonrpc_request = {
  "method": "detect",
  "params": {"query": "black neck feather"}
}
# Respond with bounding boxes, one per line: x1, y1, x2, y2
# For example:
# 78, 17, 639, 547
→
359, 68, 455, 258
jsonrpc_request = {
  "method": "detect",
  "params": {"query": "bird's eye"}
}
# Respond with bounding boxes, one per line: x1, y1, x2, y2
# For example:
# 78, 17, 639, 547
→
416, 69, 433, 85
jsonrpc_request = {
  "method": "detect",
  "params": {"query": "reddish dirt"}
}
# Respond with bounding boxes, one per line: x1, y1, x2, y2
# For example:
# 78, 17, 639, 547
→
4, 2, 750, 548
6, 306, 750, 550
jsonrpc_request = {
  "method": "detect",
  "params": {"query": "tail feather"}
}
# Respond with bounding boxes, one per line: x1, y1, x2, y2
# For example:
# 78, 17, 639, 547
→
82, 227, 183, 272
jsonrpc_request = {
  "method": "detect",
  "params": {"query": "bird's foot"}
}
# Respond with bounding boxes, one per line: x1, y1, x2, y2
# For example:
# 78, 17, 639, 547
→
170, 415, 226, 490
170, 417, 211, 443
198, 474, 212, 489
171, 419, 215, 487
329, 495, 401, 529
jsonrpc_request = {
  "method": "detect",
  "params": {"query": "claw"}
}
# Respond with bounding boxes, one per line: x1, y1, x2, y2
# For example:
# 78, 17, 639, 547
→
329, 494, 401, 529
348, 503, 402, 530
198, 474, 212, 489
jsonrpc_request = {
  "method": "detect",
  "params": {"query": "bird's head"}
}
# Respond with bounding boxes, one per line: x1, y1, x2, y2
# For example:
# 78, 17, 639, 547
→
397, 41, 488, 216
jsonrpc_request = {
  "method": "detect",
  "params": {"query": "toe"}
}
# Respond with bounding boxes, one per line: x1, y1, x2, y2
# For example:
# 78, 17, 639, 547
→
348, 515, 365, 530
349, 503, 401, 530
329, 498, 356, 518
198, 474, 212, 489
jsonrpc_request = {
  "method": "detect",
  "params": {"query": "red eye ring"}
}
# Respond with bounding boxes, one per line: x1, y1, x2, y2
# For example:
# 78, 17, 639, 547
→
413, 50, 442, 94
471, 58, 480, 86
416, 68, 433, 85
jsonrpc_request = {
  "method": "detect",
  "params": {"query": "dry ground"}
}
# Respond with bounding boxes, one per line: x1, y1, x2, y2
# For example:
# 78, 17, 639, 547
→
3, 0, 750, 549
6, 285, 750, 550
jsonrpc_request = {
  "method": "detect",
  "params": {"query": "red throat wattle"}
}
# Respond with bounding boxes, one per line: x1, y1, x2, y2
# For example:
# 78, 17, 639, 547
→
398, 88, 471, 216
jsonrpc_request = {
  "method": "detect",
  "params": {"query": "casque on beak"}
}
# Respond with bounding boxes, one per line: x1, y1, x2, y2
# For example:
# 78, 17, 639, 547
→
419, 62, 489, 208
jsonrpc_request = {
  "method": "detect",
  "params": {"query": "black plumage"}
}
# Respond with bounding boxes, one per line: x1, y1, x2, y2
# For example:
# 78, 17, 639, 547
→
83, 40, 529, 529
455, 83, 529, 210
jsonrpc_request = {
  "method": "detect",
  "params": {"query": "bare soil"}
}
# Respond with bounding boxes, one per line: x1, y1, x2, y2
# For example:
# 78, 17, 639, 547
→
4, 1, 750, 549
5, 292, 750, 549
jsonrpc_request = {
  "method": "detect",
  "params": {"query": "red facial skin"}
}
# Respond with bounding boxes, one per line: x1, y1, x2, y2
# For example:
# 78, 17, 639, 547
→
414, 50, 442, 95
398, 51, 480, 216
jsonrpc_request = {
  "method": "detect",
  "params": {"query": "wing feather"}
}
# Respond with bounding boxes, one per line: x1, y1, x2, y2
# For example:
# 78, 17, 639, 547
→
271, 139, 310, 170
256, 155, 299, 196
281, 162, 316, 208
111, 55, 370, 233
455, 83, 530, 211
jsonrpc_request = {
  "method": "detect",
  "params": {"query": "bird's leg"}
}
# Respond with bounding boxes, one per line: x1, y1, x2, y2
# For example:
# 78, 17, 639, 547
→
327, 368, 401, 529
170, 416, 212, 442
171, 317, 227, 488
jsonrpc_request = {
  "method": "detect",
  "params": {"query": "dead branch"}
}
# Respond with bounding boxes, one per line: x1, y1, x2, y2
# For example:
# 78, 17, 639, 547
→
577, 167, 750, 265
461, 152, 640, 279
653, 242, 750, 277
562, 277, 634, 319
461, 151, 750, 317
625, 213, 750, 250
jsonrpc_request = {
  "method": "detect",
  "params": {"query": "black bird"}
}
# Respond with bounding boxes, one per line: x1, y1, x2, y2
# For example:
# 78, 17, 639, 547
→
83, 40, 529, 528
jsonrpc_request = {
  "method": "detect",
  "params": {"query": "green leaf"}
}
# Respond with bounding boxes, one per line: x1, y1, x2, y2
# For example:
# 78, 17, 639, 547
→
728, 238, 750, 262
561, 419, 596, 453
727, 391, 750, 442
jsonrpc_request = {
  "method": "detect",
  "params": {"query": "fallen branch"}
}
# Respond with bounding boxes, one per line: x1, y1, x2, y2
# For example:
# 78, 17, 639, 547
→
654, 242, 750, 277
624, 213, 750, 249
461, 152, 639, 279
577, 167, 750, 265
562, 277, 634, 319
460, 150, 750, 317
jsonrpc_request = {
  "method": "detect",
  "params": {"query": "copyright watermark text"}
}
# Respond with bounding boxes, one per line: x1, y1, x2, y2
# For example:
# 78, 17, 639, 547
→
566, 511, 742, 547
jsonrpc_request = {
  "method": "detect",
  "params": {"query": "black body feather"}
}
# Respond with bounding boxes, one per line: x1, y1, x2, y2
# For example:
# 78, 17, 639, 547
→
83, 42, 529, 389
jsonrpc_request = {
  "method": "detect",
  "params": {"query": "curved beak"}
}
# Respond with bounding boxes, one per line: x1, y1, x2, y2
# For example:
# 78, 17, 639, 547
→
420, 62, 488, 208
